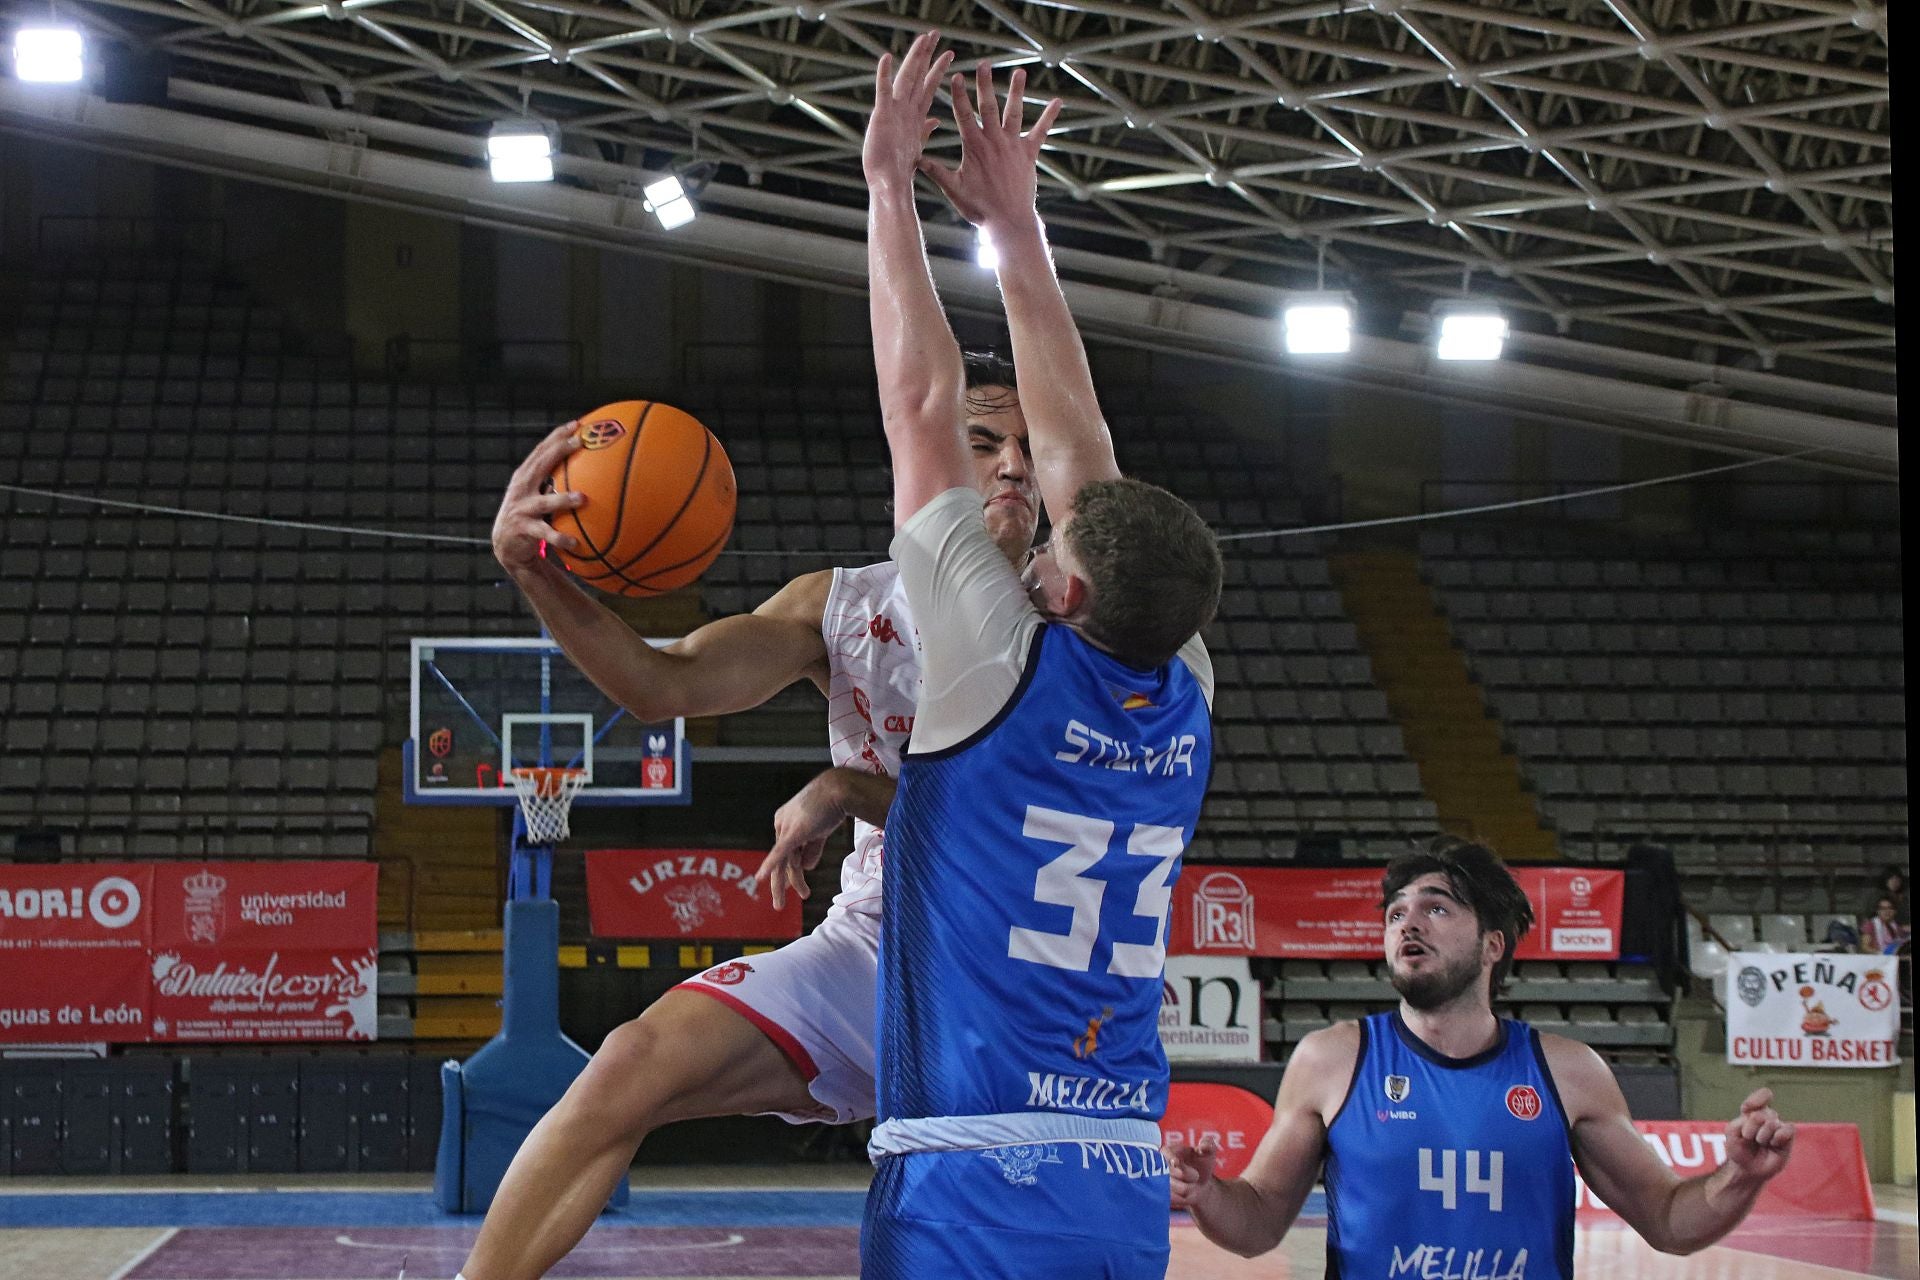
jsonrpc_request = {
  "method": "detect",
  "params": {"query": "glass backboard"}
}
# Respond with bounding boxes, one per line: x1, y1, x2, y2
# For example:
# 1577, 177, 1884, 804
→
405, 637, 689, 806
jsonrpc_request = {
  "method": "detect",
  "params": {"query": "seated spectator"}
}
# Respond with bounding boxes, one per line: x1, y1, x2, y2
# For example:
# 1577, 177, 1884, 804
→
1873, 865, 1909, 925
1860, 896, 1910, 954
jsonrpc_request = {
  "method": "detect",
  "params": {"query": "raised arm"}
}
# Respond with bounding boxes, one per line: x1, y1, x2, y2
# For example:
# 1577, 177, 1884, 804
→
493, 422, 831, 721
863, 32, 970, 530
1546, 1037, 1794, 1255
1166, 1024, 1351, 1258
921, 64, 1109, 521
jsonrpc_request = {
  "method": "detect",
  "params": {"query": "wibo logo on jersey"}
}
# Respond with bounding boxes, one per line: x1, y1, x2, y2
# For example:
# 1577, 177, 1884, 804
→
1056, 720, 1199, 775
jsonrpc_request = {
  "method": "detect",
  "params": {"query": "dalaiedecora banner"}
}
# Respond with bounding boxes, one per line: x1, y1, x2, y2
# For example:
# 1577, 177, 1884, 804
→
1169, 865, 1624, 959
0, 861, 378, 1044
586, 849, 801, 940
1724, 951, 1901, 1068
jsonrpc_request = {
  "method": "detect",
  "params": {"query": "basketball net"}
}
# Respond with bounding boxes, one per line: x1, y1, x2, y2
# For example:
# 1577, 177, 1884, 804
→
509, 767, 588, 845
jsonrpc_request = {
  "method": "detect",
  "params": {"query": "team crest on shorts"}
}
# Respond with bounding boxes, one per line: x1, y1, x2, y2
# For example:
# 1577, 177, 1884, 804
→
980, 1144, 1062, 1187
1383, 1074, 1411, 1103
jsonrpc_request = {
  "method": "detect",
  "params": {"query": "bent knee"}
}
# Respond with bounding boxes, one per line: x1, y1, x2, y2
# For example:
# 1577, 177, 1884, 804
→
561, 1018, 689, 1139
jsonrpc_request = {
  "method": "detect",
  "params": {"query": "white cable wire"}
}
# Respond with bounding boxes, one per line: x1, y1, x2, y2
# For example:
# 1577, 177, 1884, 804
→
0, 481, 490, 546
0, 445, 1837, 558
1216, 447, 1832, 544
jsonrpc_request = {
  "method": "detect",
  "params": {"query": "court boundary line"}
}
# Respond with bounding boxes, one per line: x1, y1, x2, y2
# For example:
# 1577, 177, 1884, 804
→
104, 1225, 177, 1280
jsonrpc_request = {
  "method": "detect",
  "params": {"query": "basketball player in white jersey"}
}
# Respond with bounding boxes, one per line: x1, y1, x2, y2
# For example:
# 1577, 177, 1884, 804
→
454, 360, 1038, 1280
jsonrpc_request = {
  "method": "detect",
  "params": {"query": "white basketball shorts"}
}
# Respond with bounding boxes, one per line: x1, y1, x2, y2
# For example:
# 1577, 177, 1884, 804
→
675, 905, 879, 1125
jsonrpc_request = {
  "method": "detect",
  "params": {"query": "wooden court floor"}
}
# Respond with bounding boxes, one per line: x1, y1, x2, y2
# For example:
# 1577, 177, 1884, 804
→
1, 1170, 1912, 1280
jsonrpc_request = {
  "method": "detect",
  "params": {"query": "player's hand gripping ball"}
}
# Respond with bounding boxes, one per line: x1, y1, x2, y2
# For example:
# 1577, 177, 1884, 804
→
544, 401, 737, 597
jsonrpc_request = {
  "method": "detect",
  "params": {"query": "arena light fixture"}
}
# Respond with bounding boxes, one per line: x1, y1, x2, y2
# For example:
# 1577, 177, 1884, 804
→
975, 227, 999, 271
643, 175, 696, 230
1281, 291, 1352, 356
1434, 301, 1509, 362
13, 25, 84, 83
487, 120, 553, 183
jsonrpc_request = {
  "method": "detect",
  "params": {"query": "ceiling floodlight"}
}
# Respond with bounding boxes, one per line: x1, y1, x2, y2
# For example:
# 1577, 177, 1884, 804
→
643, 175, 696, 230
975, 227, 999, 271
1282, 291, 1352, 355
1434, 302, 1509, 361
487, 121, 553, 183
14, 26, 83, 83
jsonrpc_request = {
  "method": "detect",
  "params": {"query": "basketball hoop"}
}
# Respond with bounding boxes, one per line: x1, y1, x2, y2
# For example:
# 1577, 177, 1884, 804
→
509, 767, 589, 845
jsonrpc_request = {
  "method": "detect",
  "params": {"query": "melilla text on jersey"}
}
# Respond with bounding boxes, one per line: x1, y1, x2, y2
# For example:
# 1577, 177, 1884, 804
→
1056, 721, 1200, 776
1026, 1070, 1153, 1114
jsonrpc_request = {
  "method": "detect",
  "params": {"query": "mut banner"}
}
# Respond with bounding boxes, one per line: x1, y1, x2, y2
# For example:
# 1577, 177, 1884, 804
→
0, 861, 378, 1044
1169, 866, 1624, 960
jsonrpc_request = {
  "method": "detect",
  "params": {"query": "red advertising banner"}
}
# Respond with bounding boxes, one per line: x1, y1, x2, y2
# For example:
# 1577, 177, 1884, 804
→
1170, 866, 1624, 960
586, 849, 802, 940
0, 863, 154, 1041
1577, 1122, 1872, 1220
1160, 1082, 1276, 1181
0, 862, 377, 1044
147, 862, 379, 1042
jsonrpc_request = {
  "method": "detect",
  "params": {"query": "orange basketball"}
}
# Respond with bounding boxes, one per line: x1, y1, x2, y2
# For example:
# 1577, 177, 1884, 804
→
544, 401, 736, 597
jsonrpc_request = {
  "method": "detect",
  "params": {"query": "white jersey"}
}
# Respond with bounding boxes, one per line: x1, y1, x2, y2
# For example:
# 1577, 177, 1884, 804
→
821, 561, 920, 918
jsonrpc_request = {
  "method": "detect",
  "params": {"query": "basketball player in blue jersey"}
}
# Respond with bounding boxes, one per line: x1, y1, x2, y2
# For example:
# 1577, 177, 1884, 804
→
1168, 837, 1797, 1274
454, 359, 1038, 1280
861, 34, 1222, 1279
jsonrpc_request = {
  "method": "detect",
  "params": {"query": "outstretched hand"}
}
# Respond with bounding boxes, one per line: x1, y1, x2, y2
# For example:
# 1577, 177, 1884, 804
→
920, 61, 1063, 233
863, 30, 954, 190
749, 770, 848, 910
1723, 1087, 1794, 1182
1164, 1134, 1220, 1212
492, 421, 587, 573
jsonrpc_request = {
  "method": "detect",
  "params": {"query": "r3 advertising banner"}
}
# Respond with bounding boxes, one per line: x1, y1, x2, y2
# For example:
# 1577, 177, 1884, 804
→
1577, 1121, 1872, 1219
586, 849, 802, 940
1169, 866, 1624, 960
1724, 951, 1900, 1068
1160, 955, 1262, 1063
0, 861, 377, 1044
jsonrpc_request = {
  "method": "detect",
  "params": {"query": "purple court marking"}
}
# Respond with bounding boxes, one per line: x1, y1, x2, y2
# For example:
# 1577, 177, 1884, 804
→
128, 1226, 861, 1279
1723, 1218, 1919, 1280
1580, 1216, 1917, 1280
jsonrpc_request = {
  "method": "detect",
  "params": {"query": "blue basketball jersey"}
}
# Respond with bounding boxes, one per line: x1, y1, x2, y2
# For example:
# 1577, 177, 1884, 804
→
1325, 1012, 1576, 1280
877, 623, 1212, 1135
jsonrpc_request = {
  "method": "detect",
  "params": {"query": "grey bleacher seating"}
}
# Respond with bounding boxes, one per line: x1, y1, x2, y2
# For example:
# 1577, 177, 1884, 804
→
1426, 522, 1903, 894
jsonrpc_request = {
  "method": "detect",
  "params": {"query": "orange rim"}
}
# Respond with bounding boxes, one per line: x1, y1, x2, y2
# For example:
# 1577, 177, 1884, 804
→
509, 766, 588, 797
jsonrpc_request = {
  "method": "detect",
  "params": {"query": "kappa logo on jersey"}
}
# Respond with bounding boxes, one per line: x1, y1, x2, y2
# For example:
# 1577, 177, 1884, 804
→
578, 418, 626, 449
866, 613, 906, 646
1505, 1085, 1542, 1121
1385, 1074, 1411, 1103
703, 961, 753, 986
1072, 1006, 1115, 1060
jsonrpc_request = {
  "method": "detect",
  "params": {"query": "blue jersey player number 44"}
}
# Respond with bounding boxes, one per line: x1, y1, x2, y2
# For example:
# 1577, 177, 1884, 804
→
1168, 840, 1798, 1278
